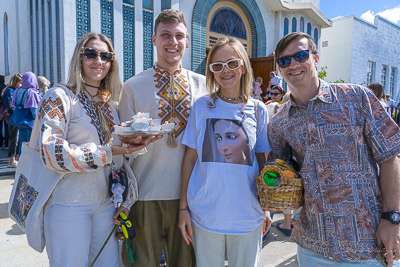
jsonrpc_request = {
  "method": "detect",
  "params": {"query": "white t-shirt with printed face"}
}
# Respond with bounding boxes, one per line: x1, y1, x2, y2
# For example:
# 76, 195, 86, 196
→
182, 96, 271, 235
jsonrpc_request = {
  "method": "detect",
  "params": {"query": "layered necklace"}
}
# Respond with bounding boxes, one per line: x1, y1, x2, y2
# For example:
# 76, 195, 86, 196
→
83, 83, 100, 102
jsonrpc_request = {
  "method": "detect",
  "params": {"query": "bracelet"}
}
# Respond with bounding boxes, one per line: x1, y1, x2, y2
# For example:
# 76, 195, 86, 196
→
179, 207, 189, 211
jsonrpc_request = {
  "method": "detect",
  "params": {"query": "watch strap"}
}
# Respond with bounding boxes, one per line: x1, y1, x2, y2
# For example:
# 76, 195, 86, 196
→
381, 212, 391, 221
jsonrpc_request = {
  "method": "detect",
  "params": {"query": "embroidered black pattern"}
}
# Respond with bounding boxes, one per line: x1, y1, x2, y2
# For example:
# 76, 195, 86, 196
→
77, 93, 105, 145
55, 138, 69, 171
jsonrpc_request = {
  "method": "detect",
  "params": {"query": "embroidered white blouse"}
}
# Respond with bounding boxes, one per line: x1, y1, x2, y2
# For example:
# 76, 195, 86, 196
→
36, 85, 134, 208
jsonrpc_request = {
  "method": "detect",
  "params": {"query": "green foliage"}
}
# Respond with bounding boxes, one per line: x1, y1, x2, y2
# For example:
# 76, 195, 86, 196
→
318, 66, 327, 80
333, 79, 345, 83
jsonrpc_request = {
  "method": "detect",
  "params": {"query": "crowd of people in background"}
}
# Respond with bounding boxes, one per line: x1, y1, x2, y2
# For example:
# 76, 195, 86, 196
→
0, 73, 51, 167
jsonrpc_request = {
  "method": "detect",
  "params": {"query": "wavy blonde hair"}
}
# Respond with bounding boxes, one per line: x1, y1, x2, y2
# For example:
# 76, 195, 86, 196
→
206, 37, 253, 104
1, 73, 22, 97
66, 32, 121, 102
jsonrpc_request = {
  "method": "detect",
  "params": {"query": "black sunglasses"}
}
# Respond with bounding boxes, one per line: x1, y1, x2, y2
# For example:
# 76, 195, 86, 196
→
277, 50, 310, 68
270, 92, 283, 97
81, 47, 114, 63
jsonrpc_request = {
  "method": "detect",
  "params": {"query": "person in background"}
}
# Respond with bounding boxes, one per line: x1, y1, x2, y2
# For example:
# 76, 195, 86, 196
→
0, 75, 8, 150
119, 9, 207, 267
11, 72, 41, 155
386, 94, 395, 107
253, 77, 263, 101
265, 85, 285, 120
368, 82, 388, 108
269, 32, 400, 266
37, 76, 51, 97
1, 73, 22, 167
178, 36, 271, 267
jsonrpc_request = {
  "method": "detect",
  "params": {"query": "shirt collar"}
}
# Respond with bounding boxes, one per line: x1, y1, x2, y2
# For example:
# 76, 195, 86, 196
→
284, 79, 334, 115
153, 63, 183, 77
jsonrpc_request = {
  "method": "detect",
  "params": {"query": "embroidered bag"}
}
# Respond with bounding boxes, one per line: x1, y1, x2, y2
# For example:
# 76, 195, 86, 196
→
8, 117, 66, 252
10, 89, 35, 129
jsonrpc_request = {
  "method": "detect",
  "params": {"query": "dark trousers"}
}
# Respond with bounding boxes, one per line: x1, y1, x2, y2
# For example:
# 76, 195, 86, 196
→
0, 120, 9, 147
5, 114, 18, 157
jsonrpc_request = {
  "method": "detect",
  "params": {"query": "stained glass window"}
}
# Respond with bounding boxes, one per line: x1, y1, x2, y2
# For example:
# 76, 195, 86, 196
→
292, 18, 296, 32
210, 8, 247, 40
307, 23, 311, 35
284, 18, 288, 36
300, 17, 304, 32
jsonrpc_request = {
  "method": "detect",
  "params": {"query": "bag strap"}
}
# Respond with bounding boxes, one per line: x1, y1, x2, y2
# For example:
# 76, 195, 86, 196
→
17, 89, 28, 107
28, 117, 40, 149
254, 99, 259, 132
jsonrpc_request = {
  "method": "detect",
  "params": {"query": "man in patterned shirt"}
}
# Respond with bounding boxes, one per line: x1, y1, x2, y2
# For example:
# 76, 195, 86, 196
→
119, 9, 206, 267
268, 32, 400, 266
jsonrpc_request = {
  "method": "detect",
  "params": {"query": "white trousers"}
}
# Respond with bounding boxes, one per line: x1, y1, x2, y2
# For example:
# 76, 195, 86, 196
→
192, 223, 263, 267
44, 200, 119, 267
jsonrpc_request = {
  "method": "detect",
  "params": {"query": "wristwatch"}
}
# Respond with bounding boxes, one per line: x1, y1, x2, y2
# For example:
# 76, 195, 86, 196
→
381, 211, 400, 225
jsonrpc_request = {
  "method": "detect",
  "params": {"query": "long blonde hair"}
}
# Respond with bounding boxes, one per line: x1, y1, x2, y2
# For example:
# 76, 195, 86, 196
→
1, 73, 22, 97
206, 37, 253, 104
66, 32, 121, 102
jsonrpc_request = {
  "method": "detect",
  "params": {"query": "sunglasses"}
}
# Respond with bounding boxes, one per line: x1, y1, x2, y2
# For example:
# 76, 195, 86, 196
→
209, 58, 243, 73
277, 50, 310, 68
81, 47, 114, 63
270, 92, 283, 97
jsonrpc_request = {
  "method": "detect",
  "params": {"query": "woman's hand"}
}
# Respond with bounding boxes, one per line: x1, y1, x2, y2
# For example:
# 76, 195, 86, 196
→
178, 208, 193, 245
113, 206, 130, 226
263, 210, 272, 235
112, 134, 163, 155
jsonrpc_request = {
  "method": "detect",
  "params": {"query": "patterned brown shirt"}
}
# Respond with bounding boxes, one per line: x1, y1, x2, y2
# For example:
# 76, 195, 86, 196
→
268, 80, 400, 261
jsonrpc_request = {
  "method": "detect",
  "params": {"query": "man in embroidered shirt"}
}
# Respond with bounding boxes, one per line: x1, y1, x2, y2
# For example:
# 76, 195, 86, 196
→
118, 9, 206, 267
268, 32, 400, 266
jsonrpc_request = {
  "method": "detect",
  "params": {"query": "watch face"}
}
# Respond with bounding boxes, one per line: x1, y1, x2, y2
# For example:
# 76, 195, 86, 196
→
391, 212, 400, 223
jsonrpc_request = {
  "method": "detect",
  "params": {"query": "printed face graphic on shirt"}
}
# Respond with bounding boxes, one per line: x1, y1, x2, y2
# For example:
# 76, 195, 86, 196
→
202, 119, 252, 166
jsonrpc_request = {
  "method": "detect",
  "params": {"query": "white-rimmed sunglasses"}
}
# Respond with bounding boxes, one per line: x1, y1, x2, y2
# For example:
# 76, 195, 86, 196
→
209, 58, 243, 73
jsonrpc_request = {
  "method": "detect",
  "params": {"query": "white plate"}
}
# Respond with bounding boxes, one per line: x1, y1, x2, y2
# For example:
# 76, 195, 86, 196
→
113, 128, 171, 137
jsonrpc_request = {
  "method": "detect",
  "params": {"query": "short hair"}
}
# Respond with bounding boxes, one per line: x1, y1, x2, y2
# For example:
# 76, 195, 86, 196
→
206, 37, 253, 104
0, 75, 4, 84
368, 82, 386, 101
37, 76, 48, 88
270, 71, 277, 77
66, 32, 121, 101
154, 9, 187, 34
275, 32, 318, 60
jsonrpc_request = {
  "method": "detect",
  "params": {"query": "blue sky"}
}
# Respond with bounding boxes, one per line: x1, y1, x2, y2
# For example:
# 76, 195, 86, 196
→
320, 0, 400, 25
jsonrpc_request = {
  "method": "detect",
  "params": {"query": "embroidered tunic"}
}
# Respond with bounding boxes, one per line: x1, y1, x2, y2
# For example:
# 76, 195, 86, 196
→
119, 66, 207, 201
37, 86, 132, 207
268, 80, 400, 261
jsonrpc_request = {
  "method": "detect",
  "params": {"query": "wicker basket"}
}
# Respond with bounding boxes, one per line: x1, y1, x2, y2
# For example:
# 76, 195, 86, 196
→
256, 162, 304, 211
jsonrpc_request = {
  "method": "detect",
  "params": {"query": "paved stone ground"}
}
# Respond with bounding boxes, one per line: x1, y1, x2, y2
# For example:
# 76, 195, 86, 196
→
0, 146, 298, 267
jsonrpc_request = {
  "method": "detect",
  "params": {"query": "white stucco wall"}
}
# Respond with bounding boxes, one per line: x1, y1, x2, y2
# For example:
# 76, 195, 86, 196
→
321, 15, 400, 100
319, 17, 353, 83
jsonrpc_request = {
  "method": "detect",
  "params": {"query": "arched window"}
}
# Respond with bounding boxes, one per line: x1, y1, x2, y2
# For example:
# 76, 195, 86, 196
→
284, 17, 289, 36
300, 17, 304, 32
4, 13, 9, 75
314, 28, 318, 45
292, 17, 297, 32
307, 23, 311, 35
210, 8, 247, 39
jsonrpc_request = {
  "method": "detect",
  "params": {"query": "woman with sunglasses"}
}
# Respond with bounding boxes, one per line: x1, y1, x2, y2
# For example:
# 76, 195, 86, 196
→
178, 36, 272, 267
265, 85, 285, 120
37, 32, 153, 266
